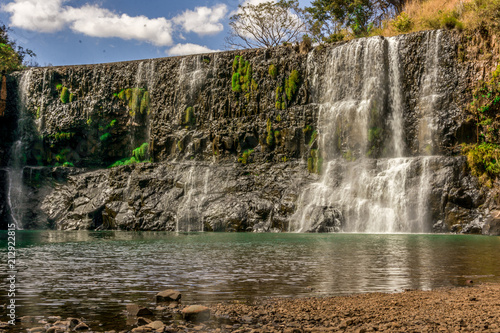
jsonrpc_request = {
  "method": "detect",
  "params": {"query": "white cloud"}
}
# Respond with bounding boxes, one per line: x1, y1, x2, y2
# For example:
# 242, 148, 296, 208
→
65, 5, 173, 46
166, 43, 220, 56
2, 0, 67, 33
173, 4, 227, 36
2, 0, 177, 46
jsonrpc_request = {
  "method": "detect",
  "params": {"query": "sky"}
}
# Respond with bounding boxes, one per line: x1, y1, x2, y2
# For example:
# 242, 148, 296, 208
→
0, 0, 311, 66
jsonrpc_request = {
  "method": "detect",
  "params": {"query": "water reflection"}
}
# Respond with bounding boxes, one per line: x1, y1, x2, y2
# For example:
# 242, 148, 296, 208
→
0, 232, 499, 327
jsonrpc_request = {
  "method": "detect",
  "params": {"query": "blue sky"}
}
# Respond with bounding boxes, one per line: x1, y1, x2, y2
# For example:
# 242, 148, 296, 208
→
0, 0, 311, 66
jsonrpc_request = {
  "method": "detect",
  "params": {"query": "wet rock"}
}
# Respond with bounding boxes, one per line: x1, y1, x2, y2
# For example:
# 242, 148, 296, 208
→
27, 328, 45, 333
74, 322, 90, 331
131, 327, 153, 333
482, 210, 500, 235
136, 317, 152, 326
46, 316, 61, 324
155, 289, 182, 304
68, 318, 82, 329
304, 206, 343, 233
126, 304, 153, 316
145, 321, 165, 330
182, 305, 211, 322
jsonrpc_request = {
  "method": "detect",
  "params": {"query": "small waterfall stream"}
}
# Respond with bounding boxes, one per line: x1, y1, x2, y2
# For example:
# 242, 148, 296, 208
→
292, 32, 443, 233
6, 69, 34, 229
175, 164, 212, 232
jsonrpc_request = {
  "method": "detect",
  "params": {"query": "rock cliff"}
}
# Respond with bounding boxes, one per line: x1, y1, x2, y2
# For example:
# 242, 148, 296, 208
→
1, 29, 498, 234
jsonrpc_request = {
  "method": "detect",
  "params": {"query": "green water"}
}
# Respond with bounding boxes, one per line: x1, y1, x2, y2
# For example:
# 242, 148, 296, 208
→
1, 231, 500, 328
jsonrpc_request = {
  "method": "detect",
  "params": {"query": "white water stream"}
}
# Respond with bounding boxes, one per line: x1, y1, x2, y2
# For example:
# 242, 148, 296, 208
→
292, 32, 444, 233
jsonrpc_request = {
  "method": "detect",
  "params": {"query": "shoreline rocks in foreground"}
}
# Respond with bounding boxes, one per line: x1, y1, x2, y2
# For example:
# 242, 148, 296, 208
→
3, 283, 500, 332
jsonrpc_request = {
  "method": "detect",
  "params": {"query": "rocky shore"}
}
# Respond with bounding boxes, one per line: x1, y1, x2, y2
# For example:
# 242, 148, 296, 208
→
3, 283, 500, 332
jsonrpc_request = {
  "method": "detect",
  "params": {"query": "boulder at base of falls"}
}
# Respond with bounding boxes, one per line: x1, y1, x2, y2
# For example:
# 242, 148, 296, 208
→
306, 206, 343, 233
482, 210, 500, 236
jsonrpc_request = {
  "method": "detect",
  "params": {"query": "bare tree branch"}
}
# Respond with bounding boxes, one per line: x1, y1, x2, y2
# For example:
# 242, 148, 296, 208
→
226, 0, 307, 49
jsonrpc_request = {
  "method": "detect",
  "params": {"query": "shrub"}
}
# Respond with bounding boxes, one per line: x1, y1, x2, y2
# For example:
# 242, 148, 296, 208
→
232, 56, 252, 94
53, 132, 75, 141
309, 130, 318, 146
56, 84, 62, 91
285, 70, 300, 101
132, 143, 149, 161
117, 89, 126, 100
69, 93, 75, 103
323, 32, 345, 43
266, 118, 274, 146
441, 12, 464, 30
184, 107, 195, 126
233, 56, 240, 72
238, 149, 254, 164
232, 73, 242, 92
307, 149, 323, 173
269, 64, 277, 79
106, 119, 117, 128
100, 133, 111, 142
140, 91, 150, 114
109, 143, 149, 168
301, 34, 312, 48
391, 12, 413, 33
60, 87, 70, 104
463, 143, 500, 187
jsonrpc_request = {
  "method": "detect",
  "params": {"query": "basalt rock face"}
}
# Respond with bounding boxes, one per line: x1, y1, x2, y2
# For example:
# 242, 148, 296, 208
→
3, 30, 498, 233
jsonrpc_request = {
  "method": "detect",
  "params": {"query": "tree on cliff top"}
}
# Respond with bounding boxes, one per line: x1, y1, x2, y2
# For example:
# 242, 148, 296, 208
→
226, 0, 307, 48
0, 23, 36, 73
305, 0, 409, 41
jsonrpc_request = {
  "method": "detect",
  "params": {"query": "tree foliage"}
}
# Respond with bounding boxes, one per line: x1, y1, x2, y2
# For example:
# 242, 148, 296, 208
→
0, 23, 36, 73
305, 0, 408, 41
226, 0, 307, 48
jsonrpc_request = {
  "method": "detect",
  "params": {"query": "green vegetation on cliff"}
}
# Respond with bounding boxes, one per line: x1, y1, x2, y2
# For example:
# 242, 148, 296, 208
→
463, 64, 500, 187
307, 149, 322, 174
60, 87, 70, 104
116, 88, 150, 116
238, 149, 254, 164
285, 70, 300, 101
109, 143, 149, 168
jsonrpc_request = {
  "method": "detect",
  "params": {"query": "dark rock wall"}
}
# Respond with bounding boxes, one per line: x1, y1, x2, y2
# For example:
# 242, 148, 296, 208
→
1, 30, 497, 233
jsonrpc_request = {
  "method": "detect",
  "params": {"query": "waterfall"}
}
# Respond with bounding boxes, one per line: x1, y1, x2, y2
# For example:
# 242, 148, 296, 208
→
292, 32, 443, 233
175, 164, 211, 232
7, 69, 33, 229
7, 141, 23, 229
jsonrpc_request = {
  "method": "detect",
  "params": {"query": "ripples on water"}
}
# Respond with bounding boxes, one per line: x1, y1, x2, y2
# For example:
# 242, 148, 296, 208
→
1, 231, 499, 327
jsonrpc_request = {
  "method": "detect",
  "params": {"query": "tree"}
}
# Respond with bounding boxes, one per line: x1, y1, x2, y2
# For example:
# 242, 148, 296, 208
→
226, 0, 307, 49
0, 23, 36, 73
306, 0, 408, 41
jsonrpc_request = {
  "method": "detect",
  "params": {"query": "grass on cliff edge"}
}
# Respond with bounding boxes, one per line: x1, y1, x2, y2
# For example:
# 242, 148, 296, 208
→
326, 0, 500, 41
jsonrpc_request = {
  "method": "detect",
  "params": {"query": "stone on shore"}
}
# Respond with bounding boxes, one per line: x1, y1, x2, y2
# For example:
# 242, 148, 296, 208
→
155, 290, 182, 304
181, 305, 210, 322
126, 304, 153, 316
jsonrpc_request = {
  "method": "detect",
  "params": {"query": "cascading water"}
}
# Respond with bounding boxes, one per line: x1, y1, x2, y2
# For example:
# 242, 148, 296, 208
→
6, 69, 34, 229
291, 32, 444, 233
175, 164, 212, 232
